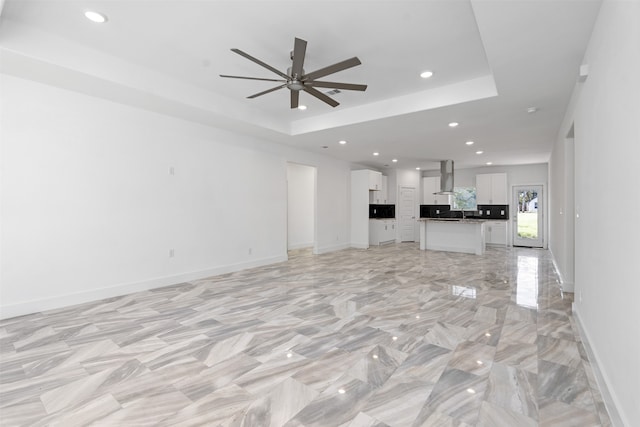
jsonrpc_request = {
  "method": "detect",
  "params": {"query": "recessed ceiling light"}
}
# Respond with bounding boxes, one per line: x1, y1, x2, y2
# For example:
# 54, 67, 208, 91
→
338, 388, 346, 394
486, 162, 493, 165
467, 388, 476, 394
476, 150, 484, 155
466, 141, 474, 146
420, 70, 434, 79
527, 107, 538, 113
373, 152, 379, 156
448, 122, 459, 128
84, 10, 108, 23
338, 140, 347, 145
392, 159, 398, 163
298, 105, 307, 110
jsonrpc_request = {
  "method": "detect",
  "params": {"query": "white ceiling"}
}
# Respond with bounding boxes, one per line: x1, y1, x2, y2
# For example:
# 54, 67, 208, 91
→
0, 0, 602, 171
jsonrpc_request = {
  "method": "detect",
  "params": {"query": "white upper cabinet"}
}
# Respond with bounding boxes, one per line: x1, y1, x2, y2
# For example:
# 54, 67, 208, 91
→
476, 173, 508, 205
381, 175, 388, 203
369, 175, 388, 204
423, 177, 451, 205
368, 170, 382, 191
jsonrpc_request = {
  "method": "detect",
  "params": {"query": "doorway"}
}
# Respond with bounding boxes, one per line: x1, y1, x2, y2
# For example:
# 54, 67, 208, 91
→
286, 163, 316, 253
399, 186, 416, 242
513, 185, 544, 247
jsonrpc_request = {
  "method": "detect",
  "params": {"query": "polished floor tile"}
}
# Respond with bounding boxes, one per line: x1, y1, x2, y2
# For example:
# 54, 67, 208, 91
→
0, 244, 612, 426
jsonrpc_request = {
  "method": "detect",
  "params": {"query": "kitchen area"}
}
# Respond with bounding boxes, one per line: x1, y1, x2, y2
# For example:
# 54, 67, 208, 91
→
351, 161, 522, 254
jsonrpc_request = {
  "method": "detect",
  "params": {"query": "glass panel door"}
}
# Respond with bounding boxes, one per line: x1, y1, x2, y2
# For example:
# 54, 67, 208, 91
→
513, 185, 543, 247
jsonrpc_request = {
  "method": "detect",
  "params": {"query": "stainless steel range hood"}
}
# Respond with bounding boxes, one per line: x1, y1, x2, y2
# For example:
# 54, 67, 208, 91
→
435, 160, 455, 194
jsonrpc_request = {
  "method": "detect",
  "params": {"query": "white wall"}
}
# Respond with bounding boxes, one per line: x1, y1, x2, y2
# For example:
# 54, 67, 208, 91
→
0, 74, 351, 318
287, 163, 315, 250
549, 135, 575, 291
549, 1, 640, 425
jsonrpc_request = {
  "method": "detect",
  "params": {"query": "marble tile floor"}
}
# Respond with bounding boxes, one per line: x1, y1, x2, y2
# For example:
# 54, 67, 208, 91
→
0, 244, 613, 426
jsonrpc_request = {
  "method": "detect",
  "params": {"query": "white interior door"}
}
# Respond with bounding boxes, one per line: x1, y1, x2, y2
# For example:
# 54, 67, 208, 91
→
399, 186, 416, 242
513, 185, 543, 247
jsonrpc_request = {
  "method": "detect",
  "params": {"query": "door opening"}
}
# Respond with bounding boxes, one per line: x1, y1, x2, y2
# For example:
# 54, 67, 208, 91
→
513, 185, 544, 247
286, 163, 316, 253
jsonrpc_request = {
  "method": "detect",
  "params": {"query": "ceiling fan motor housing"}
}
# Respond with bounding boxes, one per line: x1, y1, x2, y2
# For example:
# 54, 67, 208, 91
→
286, 66, 305, 90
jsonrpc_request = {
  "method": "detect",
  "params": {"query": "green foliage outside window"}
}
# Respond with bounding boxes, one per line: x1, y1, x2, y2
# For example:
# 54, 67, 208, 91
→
452, 187, 477, 210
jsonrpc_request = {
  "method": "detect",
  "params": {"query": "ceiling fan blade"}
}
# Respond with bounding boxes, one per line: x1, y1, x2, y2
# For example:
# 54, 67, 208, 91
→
291, 38, 307, 79
291, 90, 299, 109
231, 48, 290, 79
247, 84, 287, 99
304, 57, 362, 81
305, 81, 367, 91
220, 75, 287, 82
303, 86, 339, 108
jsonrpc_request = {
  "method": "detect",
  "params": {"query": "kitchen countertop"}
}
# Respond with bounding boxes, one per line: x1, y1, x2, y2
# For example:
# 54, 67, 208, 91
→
418, 218, 486, 223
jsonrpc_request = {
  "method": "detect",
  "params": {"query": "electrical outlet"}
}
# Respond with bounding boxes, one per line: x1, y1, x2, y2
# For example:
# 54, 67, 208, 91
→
169, 166, 175, 175
169, 249, 174, 258
248, 248, 252, 255
336, 235, 339, 241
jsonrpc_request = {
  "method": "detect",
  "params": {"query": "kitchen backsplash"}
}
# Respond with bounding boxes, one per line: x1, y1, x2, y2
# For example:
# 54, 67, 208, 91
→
420, 205, 451, 218
419, 204, 509, 220
476, 205, 509, 219
369, 204, 395, 219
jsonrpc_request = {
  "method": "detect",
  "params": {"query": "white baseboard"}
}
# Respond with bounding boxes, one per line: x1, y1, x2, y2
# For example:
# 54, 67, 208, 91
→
287, 242, 314, 250
572, 307, 628, 427
315, 242, 350, 254
349, 243, 369, 250
0, 254, 287, 320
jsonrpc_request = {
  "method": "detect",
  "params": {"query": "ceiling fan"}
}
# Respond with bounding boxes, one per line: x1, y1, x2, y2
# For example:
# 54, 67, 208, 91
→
220, 37, 367, 109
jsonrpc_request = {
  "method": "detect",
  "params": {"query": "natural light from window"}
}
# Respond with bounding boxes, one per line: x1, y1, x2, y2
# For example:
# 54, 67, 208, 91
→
516, 255, 539, 308
452, 187, 477, 210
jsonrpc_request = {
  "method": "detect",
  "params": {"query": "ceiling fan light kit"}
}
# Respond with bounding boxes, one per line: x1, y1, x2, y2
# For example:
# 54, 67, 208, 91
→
220, 37, 367, 108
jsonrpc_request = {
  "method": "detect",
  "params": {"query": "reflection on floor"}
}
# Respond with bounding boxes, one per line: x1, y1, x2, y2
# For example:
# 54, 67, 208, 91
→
0, 244, 612, 426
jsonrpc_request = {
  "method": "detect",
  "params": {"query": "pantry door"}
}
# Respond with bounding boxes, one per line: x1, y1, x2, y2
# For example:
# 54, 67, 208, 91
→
399, 186, 416, 242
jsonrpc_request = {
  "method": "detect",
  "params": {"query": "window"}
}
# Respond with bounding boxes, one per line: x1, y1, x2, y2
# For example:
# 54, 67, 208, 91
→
452, 187, 477, 210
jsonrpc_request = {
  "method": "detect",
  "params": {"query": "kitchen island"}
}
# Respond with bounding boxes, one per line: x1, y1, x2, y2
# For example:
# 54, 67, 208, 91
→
418, 218, 486, 255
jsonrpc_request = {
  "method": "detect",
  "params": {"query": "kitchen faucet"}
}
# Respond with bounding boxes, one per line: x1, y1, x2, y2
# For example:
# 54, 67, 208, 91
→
461, 210, 466, 219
